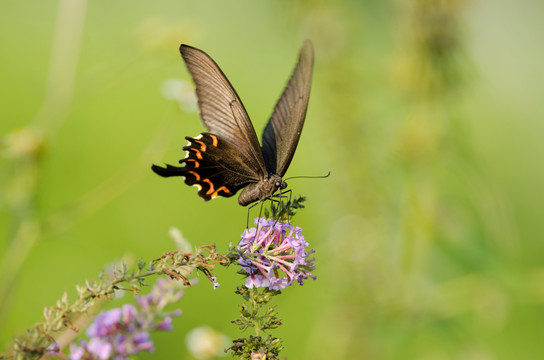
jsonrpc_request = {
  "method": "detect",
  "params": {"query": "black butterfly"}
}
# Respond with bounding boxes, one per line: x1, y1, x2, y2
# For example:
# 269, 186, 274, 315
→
152, 40, 314, 206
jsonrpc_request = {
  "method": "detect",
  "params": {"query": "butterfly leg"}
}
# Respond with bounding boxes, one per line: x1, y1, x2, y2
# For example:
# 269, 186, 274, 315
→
246, 201, 261, 228
257, 201, 266, 224
269, 196, 281, 228
269, 188, 293, 225
267, 196, 282, 221
285, 189, 293, 223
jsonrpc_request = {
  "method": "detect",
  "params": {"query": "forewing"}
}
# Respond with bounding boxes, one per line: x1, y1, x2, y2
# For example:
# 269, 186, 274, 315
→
180, 44, 267, 177
262, 40, 314, 176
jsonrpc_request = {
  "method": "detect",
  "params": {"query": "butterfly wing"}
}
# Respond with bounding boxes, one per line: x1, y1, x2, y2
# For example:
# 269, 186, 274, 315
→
152, 133, 258, 200
262, 40, 314, 176
152, 45, 268, 202
179, 44, 267, 178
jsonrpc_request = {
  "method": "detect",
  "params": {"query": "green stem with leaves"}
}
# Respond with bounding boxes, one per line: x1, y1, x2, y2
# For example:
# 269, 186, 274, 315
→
1, 246, 226, 360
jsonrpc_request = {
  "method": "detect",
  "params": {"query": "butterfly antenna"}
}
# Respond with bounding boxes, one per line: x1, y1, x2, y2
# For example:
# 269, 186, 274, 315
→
284, 171, 331, 182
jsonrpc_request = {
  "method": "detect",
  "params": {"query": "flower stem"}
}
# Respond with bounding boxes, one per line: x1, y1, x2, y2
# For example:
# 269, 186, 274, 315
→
1, 246, 227, 360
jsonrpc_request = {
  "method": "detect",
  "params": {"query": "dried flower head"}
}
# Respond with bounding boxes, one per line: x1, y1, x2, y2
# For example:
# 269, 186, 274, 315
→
237, 218, 316, 290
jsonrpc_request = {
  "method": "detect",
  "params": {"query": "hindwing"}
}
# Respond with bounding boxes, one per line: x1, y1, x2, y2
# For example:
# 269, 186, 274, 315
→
152, 133, 259, 201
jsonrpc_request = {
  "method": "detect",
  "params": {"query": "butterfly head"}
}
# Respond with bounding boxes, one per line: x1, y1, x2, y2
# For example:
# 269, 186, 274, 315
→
271, 174, 287, 191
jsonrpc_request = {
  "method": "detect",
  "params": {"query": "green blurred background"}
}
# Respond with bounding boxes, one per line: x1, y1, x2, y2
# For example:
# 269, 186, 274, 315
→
2, 0, 544, 358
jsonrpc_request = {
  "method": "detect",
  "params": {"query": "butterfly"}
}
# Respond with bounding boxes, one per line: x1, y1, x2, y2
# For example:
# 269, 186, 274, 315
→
152, 40, 314, 206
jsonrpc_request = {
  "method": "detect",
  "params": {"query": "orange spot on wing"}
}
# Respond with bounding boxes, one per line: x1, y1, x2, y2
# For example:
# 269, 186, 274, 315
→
211, 186, 231, 198
194, 139, 207, 151
189, 148, 202, 159
202, 178, 214, 195
185, 159, 199, 168
209, 134, 218, 147
187, 171, 200, 181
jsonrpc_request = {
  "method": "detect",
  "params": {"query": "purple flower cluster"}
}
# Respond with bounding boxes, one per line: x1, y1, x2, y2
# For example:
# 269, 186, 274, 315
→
238, 218, 316, 290
69, 278, 183, 360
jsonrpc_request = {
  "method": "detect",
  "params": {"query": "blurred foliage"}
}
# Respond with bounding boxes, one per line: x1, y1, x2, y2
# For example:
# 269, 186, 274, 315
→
1, 0, 544, 359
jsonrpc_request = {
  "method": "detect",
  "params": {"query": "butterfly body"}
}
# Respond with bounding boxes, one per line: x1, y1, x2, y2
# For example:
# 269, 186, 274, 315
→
152, 41, 314, 206
238, 174, 286, 206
